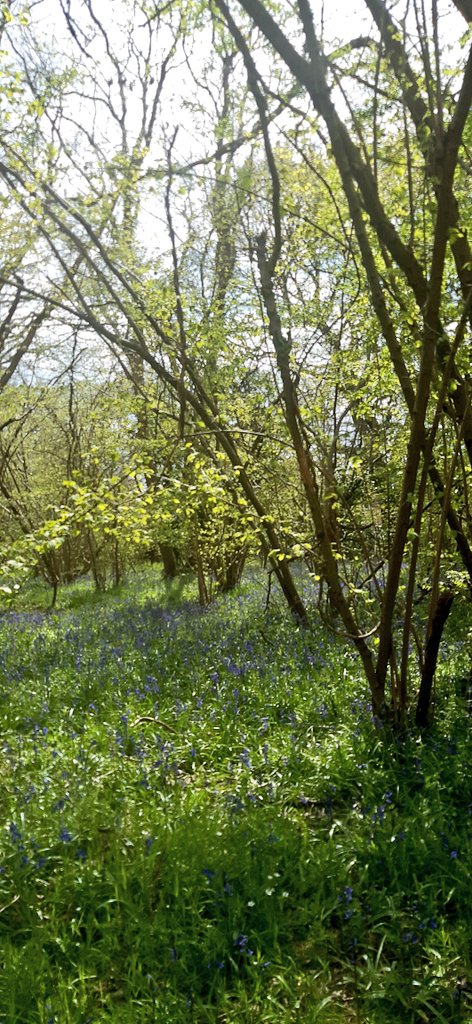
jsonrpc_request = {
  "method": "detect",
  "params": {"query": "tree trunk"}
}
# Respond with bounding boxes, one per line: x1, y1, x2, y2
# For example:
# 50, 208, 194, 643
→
217, 548, 247, 592
160, 542, 179, 579
415, 589, 454, 727
195, 543, 210, 606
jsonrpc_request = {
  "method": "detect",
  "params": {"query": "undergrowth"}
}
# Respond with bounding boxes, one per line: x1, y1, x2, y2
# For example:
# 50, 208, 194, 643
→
0, 568, 471, 1022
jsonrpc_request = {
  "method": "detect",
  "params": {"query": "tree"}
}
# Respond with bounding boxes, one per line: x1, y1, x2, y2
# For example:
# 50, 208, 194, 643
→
210, 0, 472, 720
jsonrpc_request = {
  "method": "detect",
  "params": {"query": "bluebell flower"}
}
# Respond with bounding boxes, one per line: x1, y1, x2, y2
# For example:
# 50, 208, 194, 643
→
59, 827, 72, 844
9, 822, 21, 843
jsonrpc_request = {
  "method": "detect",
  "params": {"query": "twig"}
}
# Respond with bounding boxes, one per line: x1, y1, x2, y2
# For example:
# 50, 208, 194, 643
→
264, 569, 273, 614
0, 894, 20, 914
130, 716, 177, 735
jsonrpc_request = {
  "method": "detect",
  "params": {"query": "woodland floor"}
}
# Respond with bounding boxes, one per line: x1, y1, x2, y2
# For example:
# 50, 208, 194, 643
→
1, 569, 472, 1023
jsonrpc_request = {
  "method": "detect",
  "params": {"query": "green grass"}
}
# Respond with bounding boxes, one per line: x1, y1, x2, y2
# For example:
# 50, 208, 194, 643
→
0, 569, 471, 1022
